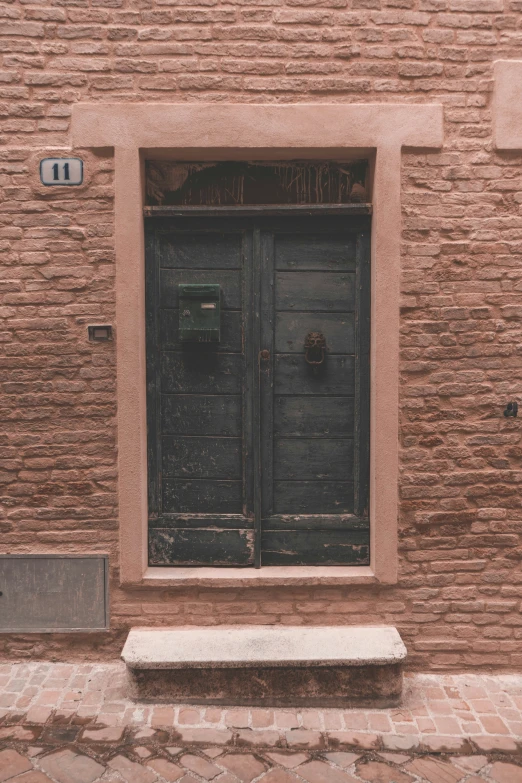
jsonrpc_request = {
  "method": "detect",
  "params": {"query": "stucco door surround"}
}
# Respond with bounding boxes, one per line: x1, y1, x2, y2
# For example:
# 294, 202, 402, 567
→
71, 102, 443, 588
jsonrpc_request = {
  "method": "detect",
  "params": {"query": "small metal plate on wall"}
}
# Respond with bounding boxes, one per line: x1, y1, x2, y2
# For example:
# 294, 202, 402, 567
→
0, 555, 109, 632
88, 325, 113, 342
40, 158, 83, 186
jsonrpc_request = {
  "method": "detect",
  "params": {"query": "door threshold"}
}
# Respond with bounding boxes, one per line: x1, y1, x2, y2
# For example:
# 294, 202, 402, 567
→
138, 565, 377, 588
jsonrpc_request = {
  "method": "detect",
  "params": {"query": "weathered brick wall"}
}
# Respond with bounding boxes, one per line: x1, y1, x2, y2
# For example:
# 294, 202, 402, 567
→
1, 0, 522, 670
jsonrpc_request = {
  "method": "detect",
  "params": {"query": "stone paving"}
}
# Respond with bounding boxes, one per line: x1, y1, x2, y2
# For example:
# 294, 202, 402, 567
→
1, 728, 522, 783
0, 664, 522, 781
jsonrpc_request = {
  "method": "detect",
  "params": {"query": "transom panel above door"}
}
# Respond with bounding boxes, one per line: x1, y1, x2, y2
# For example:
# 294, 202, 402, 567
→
145, 213, 370, 567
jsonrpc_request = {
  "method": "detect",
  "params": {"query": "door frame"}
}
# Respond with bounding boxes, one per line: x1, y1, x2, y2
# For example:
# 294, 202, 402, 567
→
71, 101, 444, 587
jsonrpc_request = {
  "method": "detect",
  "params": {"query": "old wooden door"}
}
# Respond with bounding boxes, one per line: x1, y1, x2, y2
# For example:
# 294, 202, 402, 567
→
146, 212, 370, 567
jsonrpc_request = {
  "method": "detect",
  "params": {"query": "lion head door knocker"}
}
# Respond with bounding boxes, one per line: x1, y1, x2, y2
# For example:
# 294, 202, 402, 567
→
304, 332, 326, 376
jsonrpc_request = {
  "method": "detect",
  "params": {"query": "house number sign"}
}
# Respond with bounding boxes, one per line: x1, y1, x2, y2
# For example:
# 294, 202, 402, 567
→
40, 157, 83, 186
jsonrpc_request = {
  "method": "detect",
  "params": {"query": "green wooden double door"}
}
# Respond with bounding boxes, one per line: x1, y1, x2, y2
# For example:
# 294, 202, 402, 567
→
145, 213, 370, 567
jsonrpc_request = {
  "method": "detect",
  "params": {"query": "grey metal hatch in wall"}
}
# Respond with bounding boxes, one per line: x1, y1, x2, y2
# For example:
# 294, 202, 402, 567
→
0, 555, 109, 632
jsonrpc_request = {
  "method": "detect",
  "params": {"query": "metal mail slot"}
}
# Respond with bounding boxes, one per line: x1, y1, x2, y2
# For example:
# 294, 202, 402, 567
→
0, 555, 109, 632
179, 283, 221, 343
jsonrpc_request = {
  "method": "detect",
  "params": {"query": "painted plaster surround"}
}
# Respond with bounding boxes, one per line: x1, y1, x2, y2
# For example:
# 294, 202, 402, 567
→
494, 61, 522, 151
71, 102, 444, 588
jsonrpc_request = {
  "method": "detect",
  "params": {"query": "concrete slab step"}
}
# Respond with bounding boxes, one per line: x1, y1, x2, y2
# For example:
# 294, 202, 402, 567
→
122, 625, 407, 707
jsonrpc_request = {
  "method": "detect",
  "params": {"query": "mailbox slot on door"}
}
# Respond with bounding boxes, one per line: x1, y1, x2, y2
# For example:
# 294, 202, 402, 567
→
179, 283, 221, 343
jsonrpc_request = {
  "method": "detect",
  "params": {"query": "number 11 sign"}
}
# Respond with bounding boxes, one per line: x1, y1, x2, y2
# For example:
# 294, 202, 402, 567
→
40, 158, 83, 186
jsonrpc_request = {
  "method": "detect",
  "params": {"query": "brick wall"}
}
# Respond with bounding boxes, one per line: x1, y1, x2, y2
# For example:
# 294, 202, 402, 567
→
1, 0, 522, 671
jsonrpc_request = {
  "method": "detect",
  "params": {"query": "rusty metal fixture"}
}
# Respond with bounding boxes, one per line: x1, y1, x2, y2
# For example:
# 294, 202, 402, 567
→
504, 401, 518, 418
304, 332, 326, 375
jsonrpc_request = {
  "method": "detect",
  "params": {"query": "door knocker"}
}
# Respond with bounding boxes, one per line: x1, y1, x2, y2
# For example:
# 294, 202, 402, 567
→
304, 332, 326, 376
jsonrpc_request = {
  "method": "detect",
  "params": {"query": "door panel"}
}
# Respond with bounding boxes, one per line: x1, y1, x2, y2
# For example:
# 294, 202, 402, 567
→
160, 233, 242, 269
273, 439, 354, 480
273, 481, 354, 515
275, 312, 355, 354
261, 226, 369, 565
147, 226, 254, 566
274, 396, 354, 437
149, 528, 254, 566
274, 354, 355, 395
275, 271, 355, 312
275, 234, 356, 270
162, 395, 242, 436
162, 436, 242, 479
261, 529, 369, 566
161, 353, 242, 395
163, 479, 242, 514
146, 215, 370, 567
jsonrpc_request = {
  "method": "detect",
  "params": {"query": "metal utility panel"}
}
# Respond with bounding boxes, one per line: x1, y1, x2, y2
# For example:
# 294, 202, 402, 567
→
0, 555, 109, 632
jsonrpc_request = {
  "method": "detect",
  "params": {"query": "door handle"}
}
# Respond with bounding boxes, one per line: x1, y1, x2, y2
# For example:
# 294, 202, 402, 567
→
304, 332, 326, 365
259, 349, 270, 362
304, 332, 326, 375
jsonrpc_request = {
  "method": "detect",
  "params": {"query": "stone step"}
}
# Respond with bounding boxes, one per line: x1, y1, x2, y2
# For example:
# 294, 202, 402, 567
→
122, 625, 407, 707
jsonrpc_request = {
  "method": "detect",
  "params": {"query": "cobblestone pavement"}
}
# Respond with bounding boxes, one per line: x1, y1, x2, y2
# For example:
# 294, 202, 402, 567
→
1, 733, 522, 783
1, 664, 522, 781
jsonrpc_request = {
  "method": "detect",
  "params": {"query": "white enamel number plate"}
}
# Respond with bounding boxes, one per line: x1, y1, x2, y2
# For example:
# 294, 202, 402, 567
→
40, 157, 83, 186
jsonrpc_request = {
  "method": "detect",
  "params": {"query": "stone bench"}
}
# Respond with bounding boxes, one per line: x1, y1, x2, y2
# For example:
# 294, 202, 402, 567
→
122, 625, 407, 707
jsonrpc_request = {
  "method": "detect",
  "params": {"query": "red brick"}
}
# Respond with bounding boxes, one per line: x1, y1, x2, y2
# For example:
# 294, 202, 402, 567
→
405, 757, 466, 783
285, 730, 325, 750
179, 754, 221, 780
177, 728, 233, 745
236, 730, 281, 747
489, 762, 522, 783
266, 752, 310, 768
251, 710, 274, 728
261, 771, 302, 783
82, 727, 124, 742
329, 732, 379, 750
0, 749, 32, 782
356, 761, 413, 783
146, 759, 184, 782
0, 0, 520, 677
473, 736, 518, 752
8, 773, 54, 783
297, 760, 358, 783
220, 754, 266, 782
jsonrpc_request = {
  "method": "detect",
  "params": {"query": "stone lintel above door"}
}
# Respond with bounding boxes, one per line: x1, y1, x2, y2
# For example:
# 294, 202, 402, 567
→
70, 102, 444, 588
72, 103, 443, 153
